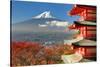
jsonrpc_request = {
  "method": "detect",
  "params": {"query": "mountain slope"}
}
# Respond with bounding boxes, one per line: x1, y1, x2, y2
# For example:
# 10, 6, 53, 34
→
12, 11, 68, 32
33, 11, 55, 18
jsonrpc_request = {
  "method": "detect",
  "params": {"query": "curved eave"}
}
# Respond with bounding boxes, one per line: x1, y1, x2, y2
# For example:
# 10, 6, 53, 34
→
77, 5, 96, 10
69, 7, 84, 16
74, 21, 96, 26
72, 39, 96, 47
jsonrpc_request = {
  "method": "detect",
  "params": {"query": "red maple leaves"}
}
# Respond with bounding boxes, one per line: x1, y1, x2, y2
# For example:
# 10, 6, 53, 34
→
11, 41, 74, 66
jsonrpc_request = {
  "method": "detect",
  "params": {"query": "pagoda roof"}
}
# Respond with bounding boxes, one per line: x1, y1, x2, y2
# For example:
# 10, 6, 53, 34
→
74, 21, 96, 26
75, 5, 96, 10
72, 39, 96, 46
69, 5, 96, 16
68, 7, 83, 15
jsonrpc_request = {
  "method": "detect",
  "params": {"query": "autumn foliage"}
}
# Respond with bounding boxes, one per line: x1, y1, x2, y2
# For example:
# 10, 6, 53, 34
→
11, 41, 74, 66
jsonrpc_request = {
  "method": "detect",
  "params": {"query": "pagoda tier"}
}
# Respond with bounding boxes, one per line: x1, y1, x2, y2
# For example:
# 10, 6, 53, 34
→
69, 21, 96, 40
69, 5, 96, 21
73, 21, 96, 40
72, 39, 96, 60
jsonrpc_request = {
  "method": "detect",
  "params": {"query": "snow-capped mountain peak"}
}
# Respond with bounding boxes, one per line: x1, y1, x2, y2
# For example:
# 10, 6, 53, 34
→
33, 11, 55, 18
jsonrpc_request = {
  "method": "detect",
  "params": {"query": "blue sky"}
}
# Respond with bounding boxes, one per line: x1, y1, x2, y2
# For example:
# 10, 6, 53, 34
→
11, 1, 80, 23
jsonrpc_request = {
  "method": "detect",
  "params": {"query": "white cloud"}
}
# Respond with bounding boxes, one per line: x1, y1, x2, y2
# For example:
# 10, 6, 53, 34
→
38, 24, 47, 27
46, 21, 68, 27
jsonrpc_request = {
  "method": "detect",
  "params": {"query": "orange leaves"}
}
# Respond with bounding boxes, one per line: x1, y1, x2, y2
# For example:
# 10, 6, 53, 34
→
47, 60, 56, 64
44, 47, 54, 56
11, 41, 42, 66
11, 41, 74, 66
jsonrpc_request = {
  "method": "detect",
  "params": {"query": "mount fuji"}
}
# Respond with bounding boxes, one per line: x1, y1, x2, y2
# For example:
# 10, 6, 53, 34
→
12, 11, 78, 42
12, 11, 69, 33
33, 11, 55, 18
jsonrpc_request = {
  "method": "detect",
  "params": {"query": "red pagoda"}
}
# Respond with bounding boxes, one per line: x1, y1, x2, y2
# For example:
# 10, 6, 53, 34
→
68, 5, 96, 60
